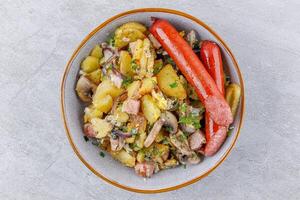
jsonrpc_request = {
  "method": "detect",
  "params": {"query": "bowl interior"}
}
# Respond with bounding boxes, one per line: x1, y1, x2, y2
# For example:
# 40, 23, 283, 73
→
62, 10, 243, 191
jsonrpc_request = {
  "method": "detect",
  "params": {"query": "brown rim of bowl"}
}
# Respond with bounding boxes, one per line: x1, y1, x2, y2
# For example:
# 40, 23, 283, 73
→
60, 8, 245, 194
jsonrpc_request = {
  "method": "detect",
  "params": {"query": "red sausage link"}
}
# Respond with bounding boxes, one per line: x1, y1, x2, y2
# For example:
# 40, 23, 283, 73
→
200, 41, 225, 95
200, 41, 228, 156
150, 19, 233, 126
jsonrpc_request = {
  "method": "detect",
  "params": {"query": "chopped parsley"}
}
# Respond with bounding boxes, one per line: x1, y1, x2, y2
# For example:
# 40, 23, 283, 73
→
169, 81, 178, 88
131, 59, 138, 70
83, 136, 89, 142
108, 36, 115, 47
99, 151, 105, 158
178, 133, 187, 142
122, 76, 133, 87
179, 115, 201, 129
164, 126, 173, 133
179, 103, 187, 113
153, 59, 163, 75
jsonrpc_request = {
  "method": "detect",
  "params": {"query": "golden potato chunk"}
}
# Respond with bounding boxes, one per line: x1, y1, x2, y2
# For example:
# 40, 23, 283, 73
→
93, 79, 123, 101
111, 149, 136, 167
85, 69, 101, 85
93, 95, 113, 113
91, 118, 112, 138
141, 95, 161, 124
119, 50, 134, 76
83, 105, 103, 123
118, 22, 147, 33
81, 56, 99, 73
115, 28, 145, 48
156, 64, 187, 100
225, 83, 241, 118
90, 45, 103, 59
127, 80, 141, 99
139, 77, 157, 95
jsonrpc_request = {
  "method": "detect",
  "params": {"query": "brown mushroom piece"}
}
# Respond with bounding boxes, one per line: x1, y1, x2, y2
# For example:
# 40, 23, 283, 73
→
160, 111, 178, 134
144, 111, 178, 148
170, 130, 202, 165
110, 135, 125, 151
169, 130, 192, 156
188, 130, 206, 151
76, 76, 97, 102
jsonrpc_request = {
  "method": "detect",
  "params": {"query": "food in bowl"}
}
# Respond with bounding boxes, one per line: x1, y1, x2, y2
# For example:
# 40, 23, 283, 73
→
75, 19, 241, 178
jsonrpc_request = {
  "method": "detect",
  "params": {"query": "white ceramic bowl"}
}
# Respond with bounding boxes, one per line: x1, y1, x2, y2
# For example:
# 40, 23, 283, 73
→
61, 8, 245, 193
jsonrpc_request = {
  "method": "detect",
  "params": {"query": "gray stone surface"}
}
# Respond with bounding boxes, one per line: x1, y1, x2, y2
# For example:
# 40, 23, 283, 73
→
0, 0, 299, 199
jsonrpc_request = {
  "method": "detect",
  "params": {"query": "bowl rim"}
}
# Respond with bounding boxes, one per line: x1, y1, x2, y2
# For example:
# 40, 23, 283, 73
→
60, 8, 245, 193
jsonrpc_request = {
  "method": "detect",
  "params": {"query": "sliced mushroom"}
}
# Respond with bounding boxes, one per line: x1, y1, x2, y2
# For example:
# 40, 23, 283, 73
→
110, 135, 125, 151
76, 76, 97, 102
187, 152, 202, 164
170, 130, 192, 156
160, 111, 178, 134
180, 124, 196, 134
112, 129, 132, 138
144, 111, 178, 148
188, 130, 206, 150
144, 119, 164, 148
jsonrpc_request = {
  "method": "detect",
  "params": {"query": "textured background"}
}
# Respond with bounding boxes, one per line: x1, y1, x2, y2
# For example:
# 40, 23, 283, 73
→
1, 0, 300, 199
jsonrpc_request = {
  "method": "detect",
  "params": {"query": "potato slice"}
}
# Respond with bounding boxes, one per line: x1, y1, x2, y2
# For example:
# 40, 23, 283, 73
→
118, 22, 147, 33
131, 39, 143, 60
111, 149, 136, 167
156, 64, 187, 100
115, 28, 145, 48
85, 69, 101, 85
93, 79, 123, 101
139, 77, 157, 95
127, 80, 141, 99
225, 83, 241, 118
90, 45, 103, 59
141, 95, 161, 124
119, 50, 134, 76
114, 110, 129, 123
91, 118, 113, 138
93, 95, 113, 113
83, 105, 103, 123
136, 151, 145, 163
81, 56, 99, 73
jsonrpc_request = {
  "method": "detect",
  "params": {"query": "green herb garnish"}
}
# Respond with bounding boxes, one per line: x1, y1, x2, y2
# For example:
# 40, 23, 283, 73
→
131, 59, 138, 70
179, 115, 201, 129
178, 134, 187, 142
169, 81, 178, 88
99, 151, 105, 158
122, 76, 133, 87
164, 126, 173, 133
108, 36, 115, 47
153, 59, 163, 75
183, 164, 187, 169
179, 103, 187, 113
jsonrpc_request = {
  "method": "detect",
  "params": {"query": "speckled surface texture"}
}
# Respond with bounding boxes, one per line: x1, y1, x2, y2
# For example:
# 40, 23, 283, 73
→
1, 0, 299, 199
